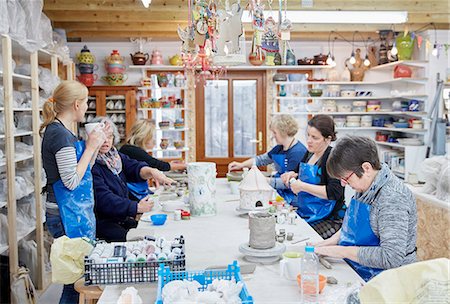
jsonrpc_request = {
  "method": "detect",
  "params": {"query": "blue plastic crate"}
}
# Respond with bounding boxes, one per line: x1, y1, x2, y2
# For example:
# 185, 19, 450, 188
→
155, 260, 254, 304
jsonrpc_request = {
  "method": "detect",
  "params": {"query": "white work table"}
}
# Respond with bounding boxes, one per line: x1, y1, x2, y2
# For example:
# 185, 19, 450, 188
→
98, 179, 363, 303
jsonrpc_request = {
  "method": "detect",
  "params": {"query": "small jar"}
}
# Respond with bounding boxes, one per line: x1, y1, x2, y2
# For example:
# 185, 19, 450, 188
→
412, 120, 423, 129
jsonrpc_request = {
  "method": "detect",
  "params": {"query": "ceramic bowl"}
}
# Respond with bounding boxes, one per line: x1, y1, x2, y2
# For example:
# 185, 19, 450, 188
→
288, 74, 306, 82
150, 214, 167, 225
340, 90, 356, 97
393, 122, 409, 128
173, 141, 184, 149
308, 89, 323, 97
297, 274, 327, 294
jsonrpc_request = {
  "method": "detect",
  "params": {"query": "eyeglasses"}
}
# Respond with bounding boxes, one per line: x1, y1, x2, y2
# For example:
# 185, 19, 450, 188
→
341, 171, 355, 185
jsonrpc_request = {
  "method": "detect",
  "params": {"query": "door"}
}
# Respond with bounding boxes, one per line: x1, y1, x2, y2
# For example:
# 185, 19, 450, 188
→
196, 71, 266, 177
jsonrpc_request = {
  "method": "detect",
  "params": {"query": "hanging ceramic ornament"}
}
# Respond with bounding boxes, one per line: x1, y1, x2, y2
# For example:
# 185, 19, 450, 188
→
213, 2, 246, 65
248, 1, 266, 66
261, 17, 279, 53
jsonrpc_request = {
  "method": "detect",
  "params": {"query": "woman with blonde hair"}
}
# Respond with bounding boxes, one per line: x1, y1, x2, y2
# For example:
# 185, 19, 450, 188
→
228, 114, 307, 204
119, 119, 186, 172
41, 80, 107, 303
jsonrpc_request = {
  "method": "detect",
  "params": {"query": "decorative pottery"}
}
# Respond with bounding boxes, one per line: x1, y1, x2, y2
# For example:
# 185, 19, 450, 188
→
273, 52, 282, 65
239, 166, 273, 211
396, 34, 415, 60
248, 51, 265, 66
168, 54, 183, 66
105, 63, 126, 74
286, 50, 296, 65
175, 72, 185, 87
130, 51, 149, 65
105, 50, 125, 65
101, 73, 128, 86
77, 63, 98, 74
151, 50, 163, 65
77, 74, 98, 87
313, 53, 328, 65
173, 141, 184, 149
394, 65, 412, 78
249, 212, 276, 249
188, 162, 217, 216
160, 138, 169, 149
141, 77, 152, 87
158, 73, 168, 87
76, 45, 96, 64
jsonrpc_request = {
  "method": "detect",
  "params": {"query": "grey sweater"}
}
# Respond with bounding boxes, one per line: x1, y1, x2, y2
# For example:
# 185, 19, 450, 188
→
355, 163, 417, 269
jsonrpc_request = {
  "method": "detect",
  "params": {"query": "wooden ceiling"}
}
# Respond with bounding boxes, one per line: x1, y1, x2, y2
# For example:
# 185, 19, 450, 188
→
43, 0, 450, 41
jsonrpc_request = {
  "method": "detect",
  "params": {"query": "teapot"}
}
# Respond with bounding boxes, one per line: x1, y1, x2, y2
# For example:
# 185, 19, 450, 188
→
130, 51, 149, 65
76, 45, 96, 64
394, 64, 412, 78
168, 54, 183, 66
105, 50, 125, 65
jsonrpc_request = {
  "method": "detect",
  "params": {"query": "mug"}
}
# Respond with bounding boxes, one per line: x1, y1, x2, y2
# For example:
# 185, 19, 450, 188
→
85, 122, 104, 134
280, 251, 303, 280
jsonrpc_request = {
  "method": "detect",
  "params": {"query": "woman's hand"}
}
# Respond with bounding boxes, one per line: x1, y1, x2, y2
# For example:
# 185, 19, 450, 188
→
137, 196, 154, 213
281, 171, 298, 186
290, 180, 304, 195
86, 129, 106, 151
149, 168, 175, 188
170, 160, 187, 171
228, 161, 243, 172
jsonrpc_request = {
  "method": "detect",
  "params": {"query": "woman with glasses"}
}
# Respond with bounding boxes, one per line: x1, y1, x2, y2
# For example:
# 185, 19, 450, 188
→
281, 115, 346, 239
314, 136, 417, 282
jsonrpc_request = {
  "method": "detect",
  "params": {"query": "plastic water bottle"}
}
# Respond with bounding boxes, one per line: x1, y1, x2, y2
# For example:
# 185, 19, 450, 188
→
301, 246, 319, 303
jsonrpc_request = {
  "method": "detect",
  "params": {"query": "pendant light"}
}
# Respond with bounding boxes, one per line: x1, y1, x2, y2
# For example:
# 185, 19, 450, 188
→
349, 31, 356, 64
141, 0, 151, 8
431, 23, 439, 57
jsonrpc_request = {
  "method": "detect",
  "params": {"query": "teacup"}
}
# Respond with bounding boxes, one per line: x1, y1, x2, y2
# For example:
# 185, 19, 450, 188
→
85, 122, 104, 134
280, 251, 303, 281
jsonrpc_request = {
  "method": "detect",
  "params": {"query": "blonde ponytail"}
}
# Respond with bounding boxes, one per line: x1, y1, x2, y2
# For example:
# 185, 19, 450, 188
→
39, 80, 88, 136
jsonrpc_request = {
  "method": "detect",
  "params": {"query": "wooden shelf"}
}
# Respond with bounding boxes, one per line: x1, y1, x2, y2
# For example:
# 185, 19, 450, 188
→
138, 107, 186, 111
130, 64, 333, 71
369, 60, 428, 70
137, 86, 187, 91
336, 127, 426, 133
129, 65, 184, 71
0, 71, 32, 80
0, 154, 34, 166
275, 78, 428, 85
156, 128, 189, 132
273, 111, 426, 116
275, 95, 428, 100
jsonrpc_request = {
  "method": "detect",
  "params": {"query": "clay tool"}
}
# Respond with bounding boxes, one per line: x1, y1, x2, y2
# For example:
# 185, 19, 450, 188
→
319, 256, 332, 269
291, 237, 310, 244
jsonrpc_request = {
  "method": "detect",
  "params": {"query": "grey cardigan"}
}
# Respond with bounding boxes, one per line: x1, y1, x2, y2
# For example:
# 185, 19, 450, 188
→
354, 163, 417, 269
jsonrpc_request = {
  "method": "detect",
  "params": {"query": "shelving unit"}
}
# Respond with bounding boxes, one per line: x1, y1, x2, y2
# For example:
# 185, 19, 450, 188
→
271, 60, 430, 181
1, 34, 73, 293
135, 68, 190, 161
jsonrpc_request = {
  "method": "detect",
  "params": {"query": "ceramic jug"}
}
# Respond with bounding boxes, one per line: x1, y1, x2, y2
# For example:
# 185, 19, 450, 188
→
130, 51, 149, 65
106, 50, 125, 65
396, 34, 415, 60
151, 50, 163, 65
76, 45, 96, 64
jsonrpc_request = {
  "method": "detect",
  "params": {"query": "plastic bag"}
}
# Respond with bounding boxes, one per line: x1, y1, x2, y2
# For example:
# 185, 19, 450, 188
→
16, 113, 32, 131
39, 67, 60, 95
420, 155, 450, 200
39, 13, 53, 50
7, 0, 27, 46
50, 236, 93, 284
0, 0, 8, 34
0, 213, 8, 246
18, 240, 38, 286
18, 0, 44, 52
10, 267, 37, 304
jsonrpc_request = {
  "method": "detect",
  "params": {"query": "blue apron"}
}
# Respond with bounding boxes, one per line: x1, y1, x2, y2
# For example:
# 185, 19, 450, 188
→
127, 181, 152, 201
271, 153, 296, 204
294, 162, 336, 223
338, 198, 384, 281
52, 140, 96, 240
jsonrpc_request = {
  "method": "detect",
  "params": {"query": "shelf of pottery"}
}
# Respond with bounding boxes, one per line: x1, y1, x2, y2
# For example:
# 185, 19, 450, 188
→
133, 66, 189, 160
0, 34, 67, 290
272, 60, 429, 181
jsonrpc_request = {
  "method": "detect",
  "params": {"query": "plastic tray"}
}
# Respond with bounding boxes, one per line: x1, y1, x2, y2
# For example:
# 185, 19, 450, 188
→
84, 236, 185, 285
155, 260, 254, 304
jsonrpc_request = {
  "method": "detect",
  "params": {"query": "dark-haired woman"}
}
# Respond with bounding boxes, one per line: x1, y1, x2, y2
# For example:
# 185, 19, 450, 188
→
281, 115, 346, 239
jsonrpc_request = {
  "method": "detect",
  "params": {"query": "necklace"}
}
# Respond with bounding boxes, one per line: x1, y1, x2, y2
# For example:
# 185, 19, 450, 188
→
284, 137, 296, 151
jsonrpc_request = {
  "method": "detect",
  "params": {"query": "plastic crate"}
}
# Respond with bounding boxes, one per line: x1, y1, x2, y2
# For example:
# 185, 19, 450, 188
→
155, 260, 254, 304
84, 236, 185, 285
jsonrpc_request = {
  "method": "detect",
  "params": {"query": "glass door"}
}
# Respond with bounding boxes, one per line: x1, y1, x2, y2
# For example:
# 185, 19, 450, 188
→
196, 71, 266, 176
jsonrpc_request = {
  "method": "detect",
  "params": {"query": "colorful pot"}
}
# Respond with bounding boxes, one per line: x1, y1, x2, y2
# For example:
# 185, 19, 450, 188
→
76, 45, 96, 64
248, 51, 265, 66
396, 34, 415, 60
394, 64, 412, 78
105, 50, 125, 65
160, 138, 169, 150
77, 73, 98, 87
105, 63, 126, 74
158, 73, 168, 87
151, 50, 163, 65
102, 73, 128, 86
77, 63, 98, 74
130, 51, 149, 65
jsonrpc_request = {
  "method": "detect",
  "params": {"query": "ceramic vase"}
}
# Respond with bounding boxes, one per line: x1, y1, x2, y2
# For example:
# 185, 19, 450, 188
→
188, 162, 217, 216
249, 212, 276, 249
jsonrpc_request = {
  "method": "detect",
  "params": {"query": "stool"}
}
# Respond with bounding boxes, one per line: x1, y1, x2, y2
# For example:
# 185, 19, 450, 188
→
74, 278, 103, 304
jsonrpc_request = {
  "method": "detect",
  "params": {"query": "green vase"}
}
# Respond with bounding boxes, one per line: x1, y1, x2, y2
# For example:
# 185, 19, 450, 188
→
396, 34, 415, 60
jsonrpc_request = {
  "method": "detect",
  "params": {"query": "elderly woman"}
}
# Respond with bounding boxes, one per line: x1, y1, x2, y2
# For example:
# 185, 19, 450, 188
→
281, 115, 346, 239
228, 114, 307, 204
91, 117, 174, 242
314, 136, 417, 282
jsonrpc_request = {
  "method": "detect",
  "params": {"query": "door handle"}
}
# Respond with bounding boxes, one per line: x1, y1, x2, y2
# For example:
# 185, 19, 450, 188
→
250, 132, 263, 152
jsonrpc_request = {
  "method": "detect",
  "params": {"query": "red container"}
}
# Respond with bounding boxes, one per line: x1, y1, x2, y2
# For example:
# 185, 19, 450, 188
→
77, 73, 98, 87
394, 65, 412, 78
375, 132, 388, 142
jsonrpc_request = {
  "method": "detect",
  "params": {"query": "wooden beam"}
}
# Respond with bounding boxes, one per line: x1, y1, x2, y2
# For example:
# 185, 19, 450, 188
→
43, 0, 449, 13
